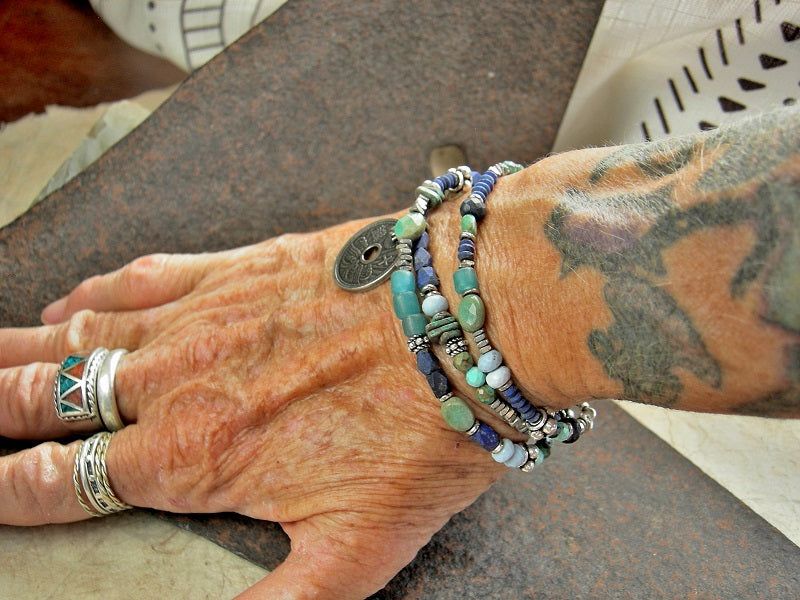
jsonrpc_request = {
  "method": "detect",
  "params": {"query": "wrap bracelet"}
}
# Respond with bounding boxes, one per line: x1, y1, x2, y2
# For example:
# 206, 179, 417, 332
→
333, 163, 596, 472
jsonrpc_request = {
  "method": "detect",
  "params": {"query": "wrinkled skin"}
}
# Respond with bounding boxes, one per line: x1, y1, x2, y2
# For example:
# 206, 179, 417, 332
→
0, 217, 508, 599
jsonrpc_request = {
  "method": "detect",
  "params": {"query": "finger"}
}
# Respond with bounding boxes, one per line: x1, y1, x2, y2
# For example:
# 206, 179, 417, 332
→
0, 361, 138, 440
0, 309, 149, 368
41, 253, 215, 325
0, 440, 89, 525
235, 515, 433, 600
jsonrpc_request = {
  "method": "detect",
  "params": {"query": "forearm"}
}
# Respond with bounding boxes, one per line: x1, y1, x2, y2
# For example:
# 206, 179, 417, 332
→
429, 106, 800, 417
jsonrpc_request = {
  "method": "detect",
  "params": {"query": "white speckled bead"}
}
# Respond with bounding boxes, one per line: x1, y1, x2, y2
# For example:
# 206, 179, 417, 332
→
485, 365, 511, 389
491, 438, 515, 463
504, 443, 528, 468
477, 349, 503, 373
421, 293, 449, 316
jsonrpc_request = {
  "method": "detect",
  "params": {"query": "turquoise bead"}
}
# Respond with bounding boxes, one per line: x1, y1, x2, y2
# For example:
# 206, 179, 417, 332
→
421, 294, 448, 316
394, 212, 427, 241
391, 270, 416, 293
440, 396, 475, 432
461, 214, 477, 236
402, 313, 427, 337
453, 267, 479, 295
457, 294, 485, 333
476, 385, 495, 404
554, 421, 571, 442
504, 444, 528, 468
477, 349, 502, 373
486, 365, 511, 389
465, 367, 486, 388
393, 291, 420, 319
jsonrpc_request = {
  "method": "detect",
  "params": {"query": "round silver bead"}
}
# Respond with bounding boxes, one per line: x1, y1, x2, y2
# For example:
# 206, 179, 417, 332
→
542, 417, 558, 437
519, 460, 536, 473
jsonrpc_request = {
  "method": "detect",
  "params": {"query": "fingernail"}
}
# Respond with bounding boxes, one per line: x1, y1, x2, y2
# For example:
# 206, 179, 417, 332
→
41, 297, 67, 324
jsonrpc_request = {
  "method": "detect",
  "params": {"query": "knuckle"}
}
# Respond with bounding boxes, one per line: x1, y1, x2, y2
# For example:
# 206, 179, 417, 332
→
60, 309, 97, 354
6, 365, 52, 436
123, 254, 169, 289
13, 443, 68, 520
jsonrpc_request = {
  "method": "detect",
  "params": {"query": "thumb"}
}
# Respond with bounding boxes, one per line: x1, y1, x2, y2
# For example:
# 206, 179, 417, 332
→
234, 514, 433, 600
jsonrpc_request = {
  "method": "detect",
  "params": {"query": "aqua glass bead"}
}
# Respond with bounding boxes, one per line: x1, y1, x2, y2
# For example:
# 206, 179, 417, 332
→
394, 212, 427, 241
476, 384, 495, 404
457, 294, 485, 333
492, 438, 515, 463
440, 396, 475, 432
390, 270, 416, 294
452, 351, 474, 373
402, 313, 427, 337
421, 294, 448, 316
393, 291, 421, 319
453, 267, 479, 295
554, 421, 571, 442
465, 367, 486, 388
477, 349, 503, 373
461, 214, 477, 236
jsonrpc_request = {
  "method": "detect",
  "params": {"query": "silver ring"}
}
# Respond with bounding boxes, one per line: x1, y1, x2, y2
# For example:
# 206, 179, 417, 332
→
73, 432, 132, 517
54, 348, 109, 430
96, 349, 128, 431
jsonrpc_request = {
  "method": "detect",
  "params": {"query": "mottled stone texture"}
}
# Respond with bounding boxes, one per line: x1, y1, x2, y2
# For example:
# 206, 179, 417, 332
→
2, 0, 798, 597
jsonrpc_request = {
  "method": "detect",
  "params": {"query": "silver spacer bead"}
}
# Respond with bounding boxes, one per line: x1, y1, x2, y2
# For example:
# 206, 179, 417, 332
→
459, 260, 476, 269
526, 444, 540, 461
497, 379, 513, 393
489, 164, 504, 177
465, 420, 481, 436
438, 392, 453, 404
460, 231, 476, 242
460, 287, 479, 296
528, 429, 545, 441
542, 417, 558, 437
444, 337, 468, 356
413, 196, 429, 215
490, 441, 504, 454
519, 460, 536, 473
420, 284, 438, 296
406, 335, 430, 354
576, 418, 588, 434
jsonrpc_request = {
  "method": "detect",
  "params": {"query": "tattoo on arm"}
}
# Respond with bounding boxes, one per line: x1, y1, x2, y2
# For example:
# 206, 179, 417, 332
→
544, 106, 800, 413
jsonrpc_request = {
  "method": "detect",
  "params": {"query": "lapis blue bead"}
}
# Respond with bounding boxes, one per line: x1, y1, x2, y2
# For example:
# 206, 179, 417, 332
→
425, 369, 450, 397
471, 170, 481, 181
469, 421, 501, 451
458, 249, 475, 262
417, 266, 440, 289
471, 189, 487, 201
416, 350, 438, 375
414, 247, 432, 270
499, 383, 519, 399
460, 197, 486, 220
474, 182, 492, 196
458, 239, 475, 253
484, 170, 499, 185
434, 176, 447, 189
418, 230, 430, 249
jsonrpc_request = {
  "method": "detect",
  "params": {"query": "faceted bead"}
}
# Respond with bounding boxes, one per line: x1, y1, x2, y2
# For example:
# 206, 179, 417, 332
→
416, 266, 440, 289
421, 294, 448, 316
457, 294, 485, 333
452, 351, 473, 373
465, 367, 486, 388
425, 369, 450, 397
504, 443, 528, 468
418, 230, 430, 249
393, 291, 421, 319
486, 366, 511, 389
402, 313, 427, 337
461, 214, 477, 236
470, 422, 501, 451
416, 350, 437, 375
460, 196, 486, 220
390, 270, 416, 294
414, 247, 432, 270
453, 267, 479, 295
476, 385, 495, 404
477, 349, 503, 373
492, 438, 515, 463
440, 396, 475, 432
394, 212, 426, 241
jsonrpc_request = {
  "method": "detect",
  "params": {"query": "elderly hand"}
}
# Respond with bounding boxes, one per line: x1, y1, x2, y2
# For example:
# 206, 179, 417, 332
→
0, 217, 508, 599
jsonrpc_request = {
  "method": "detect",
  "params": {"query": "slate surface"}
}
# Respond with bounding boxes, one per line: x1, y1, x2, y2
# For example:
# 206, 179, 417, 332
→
2, 0, 798, 597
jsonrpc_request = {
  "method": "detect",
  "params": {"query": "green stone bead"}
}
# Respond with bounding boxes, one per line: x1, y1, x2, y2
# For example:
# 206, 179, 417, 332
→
452, 351, 474, 373
554, 421, 571, 442
461, 214, 477, 236
457, 294, 485, 333
390, 270, 416, 294
453, 267, 479, 295
440, 396, 475, 432
394, 212, 427, 241
393, 291, 421, 319
402, 313, 427, 337
425, 314, 460, 342
476, 384, 495, 404
439, 329, 462, 345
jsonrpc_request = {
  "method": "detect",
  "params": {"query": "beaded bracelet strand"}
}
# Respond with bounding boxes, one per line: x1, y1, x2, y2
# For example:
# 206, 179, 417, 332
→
390, 164, 596, 472
455, 166, 597, 446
